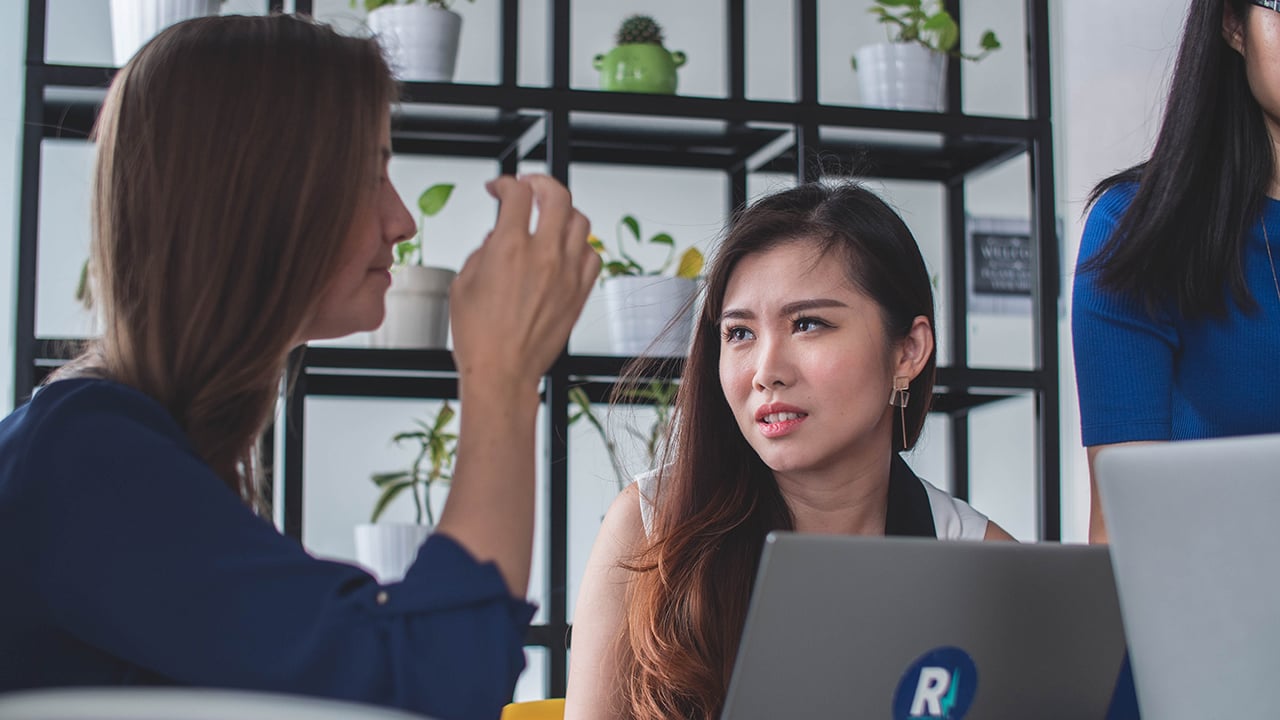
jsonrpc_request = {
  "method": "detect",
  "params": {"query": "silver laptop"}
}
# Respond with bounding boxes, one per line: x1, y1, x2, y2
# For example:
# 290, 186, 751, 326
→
721, 533, 1126, 720
1095, 433, 1280, 720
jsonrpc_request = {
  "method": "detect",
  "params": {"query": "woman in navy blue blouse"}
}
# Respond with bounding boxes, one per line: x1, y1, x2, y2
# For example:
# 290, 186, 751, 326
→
0, 14, 598, 720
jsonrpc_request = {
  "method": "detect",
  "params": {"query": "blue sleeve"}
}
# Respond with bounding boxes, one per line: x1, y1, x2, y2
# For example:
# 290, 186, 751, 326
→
28, 385, 534, 720
1071, 185, 1179, 446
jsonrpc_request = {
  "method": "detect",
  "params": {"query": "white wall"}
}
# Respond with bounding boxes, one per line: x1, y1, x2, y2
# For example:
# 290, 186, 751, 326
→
5, 0, 1187, 698
0, 0, 25, 414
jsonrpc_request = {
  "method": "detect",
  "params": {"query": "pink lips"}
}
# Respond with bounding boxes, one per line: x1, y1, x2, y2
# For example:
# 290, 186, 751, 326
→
755, 402, 808, 438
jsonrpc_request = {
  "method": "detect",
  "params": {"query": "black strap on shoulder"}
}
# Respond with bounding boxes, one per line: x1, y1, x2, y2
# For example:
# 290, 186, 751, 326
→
884, 454, 937, 538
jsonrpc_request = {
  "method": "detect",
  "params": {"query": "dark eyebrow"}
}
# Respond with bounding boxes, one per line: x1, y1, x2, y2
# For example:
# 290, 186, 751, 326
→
720, 298, 848, 324
779, 298, 848, 315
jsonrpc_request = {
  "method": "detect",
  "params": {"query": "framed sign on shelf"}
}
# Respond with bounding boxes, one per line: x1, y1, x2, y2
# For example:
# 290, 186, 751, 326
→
965, 215, 1064, 317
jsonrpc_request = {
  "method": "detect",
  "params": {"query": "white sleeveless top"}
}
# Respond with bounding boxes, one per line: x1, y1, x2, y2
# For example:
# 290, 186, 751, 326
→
634, 463, 989, 541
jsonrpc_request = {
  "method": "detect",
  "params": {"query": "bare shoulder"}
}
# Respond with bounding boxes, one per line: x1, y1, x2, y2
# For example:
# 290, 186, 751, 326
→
596, 481, 647, 557
983, 520, 1017, 542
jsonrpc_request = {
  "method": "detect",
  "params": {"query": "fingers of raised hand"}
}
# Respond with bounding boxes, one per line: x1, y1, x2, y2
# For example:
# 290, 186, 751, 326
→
522, 174, 573, 243
486, 176, 535, 241
567, 209, 600, 295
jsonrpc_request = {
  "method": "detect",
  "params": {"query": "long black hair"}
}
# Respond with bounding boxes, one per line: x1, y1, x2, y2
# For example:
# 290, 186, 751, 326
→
1084, 0, 1272, 318
619, 182, 937, 720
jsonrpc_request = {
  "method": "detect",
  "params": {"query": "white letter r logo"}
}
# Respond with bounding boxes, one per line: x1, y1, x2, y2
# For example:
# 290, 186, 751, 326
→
908, 666, 952, 717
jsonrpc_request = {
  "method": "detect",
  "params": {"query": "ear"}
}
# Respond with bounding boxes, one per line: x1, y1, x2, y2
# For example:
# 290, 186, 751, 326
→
893, 315, 934, 383
1224, 1, 1246, 55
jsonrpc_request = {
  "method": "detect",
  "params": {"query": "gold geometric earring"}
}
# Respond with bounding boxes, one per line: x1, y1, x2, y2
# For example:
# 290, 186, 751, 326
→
888, 376, 910, 408
889, 376, 910, 449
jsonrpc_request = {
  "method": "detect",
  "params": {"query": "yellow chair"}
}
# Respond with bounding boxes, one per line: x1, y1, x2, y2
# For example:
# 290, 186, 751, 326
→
500, 698, 565, 720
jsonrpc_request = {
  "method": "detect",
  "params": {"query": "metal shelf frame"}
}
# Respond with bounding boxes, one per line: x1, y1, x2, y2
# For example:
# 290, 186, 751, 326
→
16, 0, 1059, 699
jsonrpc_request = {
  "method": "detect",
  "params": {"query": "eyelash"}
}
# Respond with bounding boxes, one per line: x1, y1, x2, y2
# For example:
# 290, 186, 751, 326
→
793, 316, 830, 333
721, 316, 831, 343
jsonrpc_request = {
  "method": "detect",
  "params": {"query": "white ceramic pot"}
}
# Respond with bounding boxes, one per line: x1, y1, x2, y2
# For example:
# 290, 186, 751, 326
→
109, 0, 220, 67
353, 523, 432, 583
367, 4, 463, 82
372, 265, 454, 349
603, 275, 697, 357
854, 42, 947, 112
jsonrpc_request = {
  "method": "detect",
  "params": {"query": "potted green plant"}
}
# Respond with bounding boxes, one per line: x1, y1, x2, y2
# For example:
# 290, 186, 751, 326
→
569, 380, 677, 493
358, 0, 475, 82
371, 182, 457, 349
593, 15, 687, 95
852, 0, 1001, 112
590, 215, 704, 356
353, 401, 457, 583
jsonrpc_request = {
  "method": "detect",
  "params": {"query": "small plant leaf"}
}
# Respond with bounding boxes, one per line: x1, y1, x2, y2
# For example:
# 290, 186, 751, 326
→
371, 471, 411, 488
980, 30, 1001, 51
431, 401, 456, 434
371, 480, 414, 523
394, 240, 418, 266
587, 234, 605, 253
418, 183, 455, 217
392, 430, 429, 444
877, 0, 916, 6
620, 215, 641, 241
648, 233, 675, 247
921, 10, 958, 53
675, 247, 704, 279
603, 260, 633, 277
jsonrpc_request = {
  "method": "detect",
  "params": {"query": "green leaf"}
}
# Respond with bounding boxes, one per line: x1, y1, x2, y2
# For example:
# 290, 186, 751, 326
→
432, 401, 456, 434
75, 259, 91, 307
603, 260, 633, 277
648, 233, 674, 247
392, 431, 429, 444
877, 0, 917, 7
980, 30, 1001, 51
371, 471, 411, 488
394, 240, 418, 266
924, 12, 959, 53
620, 215, 641, 241
675, 247, 704, 279
371, 480, 414, 523
588, 234, 605, 253
418, 183, 455, 217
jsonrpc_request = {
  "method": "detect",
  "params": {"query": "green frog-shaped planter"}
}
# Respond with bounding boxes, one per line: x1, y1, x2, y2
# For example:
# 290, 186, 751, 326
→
593, 43, 687, 95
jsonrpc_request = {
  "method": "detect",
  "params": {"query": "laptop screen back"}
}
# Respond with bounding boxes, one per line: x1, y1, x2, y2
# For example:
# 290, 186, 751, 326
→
1096, 434, 1280, 720
721, 533, 1125, 720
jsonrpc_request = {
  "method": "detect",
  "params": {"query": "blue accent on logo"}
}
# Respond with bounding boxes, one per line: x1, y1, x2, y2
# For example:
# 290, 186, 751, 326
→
891, 646, 979, 720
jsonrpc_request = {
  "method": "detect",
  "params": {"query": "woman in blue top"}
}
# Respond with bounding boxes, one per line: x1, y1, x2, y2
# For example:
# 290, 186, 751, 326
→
0, 14, 599, 720
1073, 0, 1280, 543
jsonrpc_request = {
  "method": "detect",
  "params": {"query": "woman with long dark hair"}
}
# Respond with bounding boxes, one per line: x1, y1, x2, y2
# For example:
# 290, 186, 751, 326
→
0, 14, 598, 720
565, 183, 1012, 720
1073, 0, 1280, 543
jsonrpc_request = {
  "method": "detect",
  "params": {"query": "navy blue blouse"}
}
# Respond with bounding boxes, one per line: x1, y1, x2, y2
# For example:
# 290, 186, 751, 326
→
0, 378, 534, 720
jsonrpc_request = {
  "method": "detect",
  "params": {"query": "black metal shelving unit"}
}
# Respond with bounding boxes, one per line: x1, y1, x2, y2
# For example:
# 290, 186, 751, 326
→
18, 0, 1058, 699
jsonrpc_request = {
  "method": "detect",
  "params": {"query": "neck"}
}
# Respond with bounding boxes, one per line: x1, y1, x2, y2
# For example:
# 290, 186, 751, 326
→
774, 452, 892, 536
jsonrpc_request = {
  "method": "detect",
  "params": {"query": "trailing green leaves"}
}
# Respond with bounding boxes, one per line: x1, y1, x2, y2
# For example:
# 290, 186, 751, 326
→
589, 214, 705, 282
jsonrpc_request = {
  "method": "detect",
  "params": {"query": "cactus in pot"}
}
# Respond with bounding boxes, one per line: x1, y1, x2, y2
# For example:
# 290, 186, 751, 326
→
593, 14, 687, 95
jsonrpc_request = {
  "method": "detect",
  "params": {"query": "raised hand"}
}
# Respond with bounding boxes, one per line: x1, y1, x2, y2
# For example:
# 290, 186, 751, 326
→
449, 174, 598, 396
436, 174, 598, 595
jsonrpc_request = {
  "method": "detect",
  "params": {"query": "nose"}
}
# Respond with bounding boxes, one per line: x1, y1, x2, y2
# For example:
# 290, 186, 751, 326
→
751, 333, 795, 392
383, 183, 416, 247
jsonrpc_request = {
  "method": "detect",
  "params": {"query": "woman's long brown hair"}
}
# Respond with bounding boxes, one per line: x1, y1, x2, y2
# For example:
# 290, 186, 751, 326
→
619, 183, 938, 719
52, 15, 398, 512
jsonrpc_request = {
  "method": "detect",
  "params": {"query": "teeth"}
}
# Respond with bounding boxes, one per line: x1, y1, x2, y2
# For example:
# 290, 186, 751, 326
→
762, 412, 803, 424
